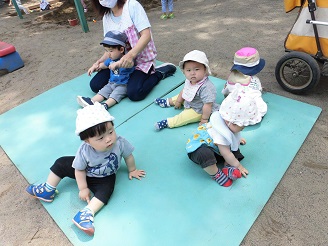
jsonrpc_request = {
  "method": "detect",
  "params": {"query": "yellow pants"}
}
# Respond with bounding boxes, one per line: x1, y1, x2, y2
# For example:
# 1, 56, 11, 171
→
167, 95, 202, 128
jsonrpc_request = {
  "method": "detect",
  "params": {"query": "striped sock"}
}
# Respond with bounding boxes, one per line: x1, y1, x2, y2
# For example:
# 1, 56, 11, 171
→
211, 169, 232, 187
154, 98, 170, 108
84, 206, 95, 216
45, 182, 56, 191
222, 166, 242, 180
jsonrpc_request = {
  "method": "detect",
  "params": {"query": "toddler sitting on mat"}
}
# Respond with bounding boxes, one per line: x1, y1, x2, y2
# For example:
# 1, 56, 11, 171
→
154, 50, 220, 131
222, 47, 267, 119
26, 103, 145, 236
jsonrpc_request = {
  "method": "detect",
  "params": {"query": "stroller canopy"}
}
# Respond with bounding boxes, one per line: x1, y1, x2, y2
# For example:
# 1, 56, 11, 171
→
284, 0, 328, 58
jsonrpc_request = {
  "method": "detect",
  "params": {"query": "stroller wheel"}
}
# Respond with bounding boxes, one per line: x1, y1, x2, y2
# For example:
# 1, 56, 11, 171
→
275, 51, 320, 94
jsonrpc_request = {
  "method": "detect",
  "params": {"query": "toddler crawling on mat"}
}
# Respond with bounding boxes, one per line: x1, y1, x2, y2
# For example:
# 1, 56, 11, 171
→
186, 86, 262, 187
26, 102, 145, 236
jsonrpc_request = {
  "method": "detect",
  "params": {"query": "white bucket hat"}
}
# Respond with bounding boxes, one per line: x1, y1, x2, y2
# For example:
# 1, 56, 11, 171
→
219, 85, 262, 126
179, 50, 211, 75
75, 102, 115, 135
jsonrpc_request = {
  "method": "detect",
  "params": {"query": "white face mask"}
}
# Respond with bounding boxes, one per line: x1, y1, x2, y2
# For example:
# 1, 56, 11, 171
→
99, 0, 118, 8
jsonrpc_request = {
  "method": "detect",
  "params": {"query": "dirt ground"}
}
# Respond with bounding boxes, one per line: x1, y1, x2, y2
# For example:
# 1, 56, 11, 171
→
1, 0, 328, 245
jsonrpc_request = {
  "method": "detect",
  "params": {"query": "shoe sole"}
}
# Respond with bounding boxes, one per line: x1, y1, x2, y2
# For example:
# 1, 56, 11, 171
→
77, 96, 91, 107
155, 62, 176, 69
72, 219, 95, 236
26, 192, 54, 202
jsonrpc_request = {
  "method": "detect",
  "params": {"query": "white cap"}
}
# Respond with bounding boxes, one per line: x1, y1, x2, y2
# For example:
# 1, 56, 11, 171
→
75, 102, 115, 135
219, 85, 261, 126
179, 50, 211, 75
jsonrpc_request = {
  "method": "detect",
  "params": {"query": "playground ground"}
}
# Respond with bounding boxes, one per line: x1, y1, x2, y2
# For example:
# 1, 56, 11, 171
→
0, 0, 328, 245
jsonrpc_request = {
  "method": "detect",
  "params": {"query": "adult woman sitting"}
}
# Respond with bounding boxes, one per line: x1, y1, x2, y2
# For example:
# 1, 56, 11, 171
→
89, 0, 176, 101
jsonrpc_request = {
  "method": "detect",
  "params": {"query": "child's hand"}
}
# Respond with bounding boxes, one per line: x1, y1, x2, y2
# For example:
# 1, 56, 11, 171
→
237, 164, 248, 178
87, 63, 99, 76
174, 101, 182, 109
79, 188, 91, 203
199, 118, 208, 125
129, 169, 146, 180
108, 61, 120, 71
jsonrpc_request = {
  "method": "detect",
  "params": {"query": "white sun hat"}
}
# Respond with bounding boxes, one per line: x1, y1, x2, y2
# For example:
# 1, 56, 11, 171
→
75, 102, 115, 135
179, 50, 211, 75
219, 85, 262, 126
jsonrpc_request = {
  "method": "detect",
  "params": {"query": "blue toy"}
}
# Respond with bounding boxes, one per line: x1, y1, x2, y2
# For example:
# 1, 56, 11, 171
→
0, 41, 24, 73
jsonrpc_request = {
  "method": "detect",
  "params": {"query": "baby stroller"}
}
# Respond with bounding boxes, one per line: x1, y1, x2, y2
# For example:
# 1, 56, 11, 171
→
275, 0, 328, 94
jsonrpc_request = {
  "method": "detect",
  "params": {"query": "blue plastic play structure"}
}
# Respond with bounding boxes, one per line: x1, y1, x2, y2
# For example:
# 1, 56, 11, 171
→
0, 41, 24, 73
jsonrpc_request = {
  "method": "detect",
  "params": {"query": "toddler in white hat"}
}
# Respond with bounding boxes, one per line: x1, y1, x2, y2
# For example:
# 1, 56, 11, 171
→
154, 50, 220, 130
222, 47, 267, 119
26, 102, 145, 236
186, 87, 261, 187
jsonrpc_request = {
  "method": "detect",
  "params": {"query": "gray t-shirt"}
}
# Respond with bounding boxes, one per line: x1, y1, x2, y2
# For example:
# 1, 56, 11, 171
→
72, 136, 134, 178
183, 77, 220, 114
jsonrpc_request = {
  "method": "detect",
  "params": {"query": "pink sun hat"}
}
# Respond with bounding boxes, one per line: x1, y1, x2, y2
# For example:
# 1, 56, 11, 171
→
231, 47, 265, 76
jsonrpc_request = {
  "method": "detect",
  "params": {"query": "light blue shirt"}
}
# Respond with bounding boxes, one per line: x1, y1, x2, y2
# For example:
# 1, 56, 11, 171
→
72, 136, 134, 178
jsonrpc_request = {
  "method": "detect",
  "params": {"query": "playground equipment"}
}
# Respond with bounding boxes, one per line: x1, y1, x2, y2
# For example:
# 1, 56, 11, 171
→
0, 41, 24, 73
275, 0, 328, 94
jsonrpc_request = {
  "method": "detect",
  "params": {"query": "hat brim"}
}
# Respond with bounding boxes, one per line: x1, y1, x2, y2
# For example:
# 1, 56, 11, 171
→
231, 58, 265, 76
179, 60, 212, 75
100, 41, 125, 47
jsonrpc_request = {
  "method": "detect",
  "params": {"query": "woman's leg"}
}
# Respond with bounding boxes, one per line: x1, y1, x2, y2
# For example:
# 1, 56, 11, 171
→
90, 69, 111, 93
127, 69, 162, 101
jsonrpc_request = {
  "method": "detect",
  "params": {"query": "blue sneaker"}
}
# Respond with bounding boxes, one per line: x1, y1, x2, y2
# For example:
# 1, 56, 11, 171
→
77, 96, 94, 107
26, 183, 56, 202
155, 63, 176, 80
72, 208, 95, 236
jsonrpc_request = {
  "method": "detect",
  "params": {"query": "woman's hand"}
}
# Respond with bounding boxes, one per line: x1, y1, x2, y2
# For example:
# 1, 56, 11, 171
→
118, 52, 135, 68
79, 188, 91, 203
129, 169, 146, 180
